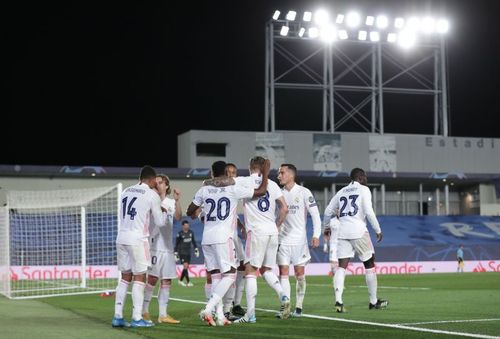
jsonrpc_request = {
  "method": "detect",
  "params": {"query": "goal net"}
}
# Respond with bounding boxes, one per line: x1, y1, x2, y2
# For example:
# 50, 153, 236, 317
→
0, 184, 122, 299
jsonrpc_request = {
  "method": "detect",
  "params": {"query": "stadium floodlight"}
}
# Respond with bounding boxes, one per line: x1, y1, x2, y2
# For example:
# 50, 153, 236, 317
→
286, 10, 297, 21
387, 32, 397, 43
369, 31, 380, 42
358, 30, 367, 41
314, 9, 329, 26
280, 25, 289, 36
421, 17, 435, 33
376, 15, 389, 29
309, 27, 319, 38
336, 14, 345, 24
298, 27, 306, 37
346, 11, 361, 27
273, 10, 281, 20
406, 17, 420, 31
320, 24, 337, 43
338, 30, 348, 40
398, 29, 416, 48
394, 17, 405, 29
436, 19, 449, 34
365, 16, 375, 26
303, 11, 312, 22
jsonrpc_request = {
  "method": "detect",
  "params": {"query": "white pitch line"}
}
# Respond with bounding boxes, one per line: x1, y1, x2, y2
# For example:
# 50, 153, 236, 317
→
306, 283, 431, 290
169, 297, 499, 339
399, 318, 500, 325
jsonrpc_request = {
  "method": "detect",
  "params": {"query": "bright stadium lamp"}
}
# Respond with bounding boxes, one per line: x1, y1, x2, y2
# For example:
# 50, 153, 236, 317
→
320, 24, 337, 42
338, 29, 348, 40
387, 32, 397, 43
346, 11, 361, 27
303, 11, 312, 22
280, 25, 289, 36
369, 31, 380, 42
398, 29, 416, 48
421, 17, 436, 33
406, 17, 420, 31
376, 15, 388, 29
309, 27, 319, 38
336, 14, 345, 24
358, 30, 367, 41
286, 10, 297, 21
436, 19, 449, 34
365, 16, 375, 26
314, 9, 329, 26
272, 10, 281, 20
298, 27, 306, 37
394, 17, 405, 29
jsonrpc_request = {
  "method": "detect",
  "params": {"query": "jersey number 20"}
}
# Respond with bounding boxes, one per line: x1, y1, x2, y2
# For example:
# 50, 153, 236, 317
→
205, 197, 230, 221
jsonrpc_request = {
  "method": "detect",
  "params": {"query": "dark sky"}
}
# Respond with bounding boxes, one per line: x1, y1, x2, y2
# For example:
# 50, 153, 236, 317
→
5, 0, 500, 168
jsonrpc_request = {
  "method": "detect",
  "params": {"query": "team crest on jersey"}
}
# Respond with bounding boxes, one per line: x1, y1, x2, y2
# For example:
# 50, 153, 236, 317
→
308, 196, 315, 203
294, 197, 300, 203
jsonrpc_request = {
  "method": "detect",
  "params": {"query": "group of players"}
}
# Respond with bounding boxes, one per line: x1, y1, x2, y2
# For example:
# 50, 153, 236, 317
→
111, 157, 387, 328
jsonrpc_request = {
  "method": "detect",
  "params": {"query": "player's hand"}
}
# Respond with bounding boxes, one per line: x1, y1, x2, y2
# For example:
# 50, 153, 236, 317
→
194, 248, 200, 258
174, 252, 179, 262
173, 188, 181, 201
311, 237, 320, 248
323, 227, 331, 237
376, 232, 383, 243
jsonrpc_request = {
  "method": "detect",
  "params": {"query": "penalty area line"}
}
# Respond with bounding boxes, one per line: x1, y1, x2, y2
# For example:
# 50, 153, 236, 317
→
169, 297, 499, 339
398, 318, 500, 325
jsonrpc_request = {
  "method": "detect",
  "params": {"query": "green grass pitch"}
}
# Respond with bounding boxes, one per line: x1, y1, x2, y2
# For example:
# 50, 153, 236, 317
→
1, 272, 499, 338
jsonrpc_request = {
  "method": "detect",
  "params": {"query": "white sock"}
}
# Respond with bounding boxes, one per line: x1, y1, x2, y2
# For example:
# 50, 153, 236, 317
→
334, 267, 346, 304
222, 279, 235, 313
234, 270, 245, 306
295, 275, 306, 309
262, 270, 284, 300
205, 273, 235, 314
158, 283, 170, 317
142, 283, 154, 314
204, 283, 212, 301
245, 274, 257, 317
114, 279, 129, 318
365, 268, 378, 305
132, 281, 146, 321
280, 276, 291, 299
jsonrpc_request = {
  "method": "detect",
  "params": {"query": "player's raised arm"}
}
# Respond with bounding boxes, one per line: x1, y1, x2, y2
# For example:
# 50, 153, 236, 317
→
252, 159, 270, 198
362, 186, 382, 242
323, 193, 339, 232
151, 193, 168, 226
305, 190, 321, 247
173, 188, 182, 221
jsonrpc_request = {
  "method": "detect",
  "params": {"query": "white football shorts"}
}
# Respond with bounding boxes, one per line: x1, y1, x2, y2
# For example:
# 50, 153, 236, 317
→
202, 238, 237, 273
148, 250, 177, 280
245, 232, 279, 268
117, 240, 151, 275
337, 231, 374, 262
277, 242, 311, 266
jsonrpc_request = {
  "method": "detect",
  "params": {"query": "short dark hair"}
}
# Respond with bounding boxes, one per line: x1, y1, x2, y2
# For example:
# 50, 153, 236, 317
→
249, 156, 265, 171
140, 165, 156, 181
212, 161, 227, 177
182, 220, 189, 225
350, 167, 365, 181
280, 163, 297, 177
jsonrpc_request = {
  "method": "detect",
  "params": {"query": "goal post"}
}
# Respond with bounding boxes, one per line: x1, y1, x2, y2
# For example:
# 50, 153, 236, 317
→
0, 184, 122, 299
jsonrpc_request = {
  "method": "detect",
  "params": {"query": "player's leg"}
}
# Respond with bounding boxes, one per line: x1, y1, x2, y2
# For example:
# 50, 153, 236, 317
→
113, 244, 132, 327
225, 235, 244, 317
157, 251, 180, 324
183, 260, 193, 286
205, 271, 212, 301
277, 243, 292, 319
142, 251, 160, 322
356, 233, 388, 310
334, 239, 355, 313
260, 235, 285, 302
130, 241, 154, 327
292, 242, 311, 317
231, 261, 246, 316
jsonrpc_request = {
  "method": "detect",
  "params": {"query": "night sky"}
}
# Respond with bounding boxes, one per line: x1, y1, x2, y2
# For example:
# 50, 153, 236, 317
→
5, 0, 500, 168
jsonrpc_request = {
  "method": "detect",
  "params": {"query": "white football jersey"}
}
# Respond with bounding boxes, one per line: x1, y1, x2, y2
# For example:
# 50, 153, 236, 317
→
323, 181, 381, 239
279, 183, 322, 245
192, 183, 254, 245
149, 196, 176, 253
116, 182, 167, 245
238, 174, 283, 236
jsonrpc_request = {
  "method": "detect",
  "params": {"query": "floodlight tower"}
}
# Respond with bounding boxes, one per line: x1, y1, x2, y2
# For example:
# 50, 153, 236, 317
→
264, 9, 450, 136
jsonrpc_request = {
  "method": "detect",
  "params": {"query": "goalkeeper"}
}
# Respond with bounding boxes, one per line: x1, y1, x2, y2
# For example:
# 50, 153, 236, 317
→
175, 220, 199, 286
